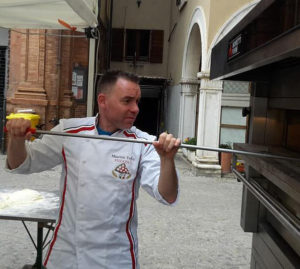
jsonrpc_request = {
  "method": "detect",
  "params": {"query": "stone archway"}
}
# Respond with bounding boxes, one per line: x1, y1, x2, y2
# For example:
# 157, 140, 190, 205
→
179, 7, 206, 141
181, 7, 223, 175
183, 24, 202, 79
179, 24, 201, 141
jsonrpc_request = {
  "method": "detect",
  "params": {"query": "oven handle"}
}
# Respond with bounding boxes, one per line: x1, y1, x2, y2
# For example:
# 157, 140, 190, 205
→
232, 168, 300, 239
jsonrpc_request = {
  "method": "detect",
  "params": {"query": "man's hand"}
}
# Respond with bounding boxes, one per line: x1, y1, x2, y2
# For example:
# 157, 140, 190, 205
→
153, 132, 181, 204
6, 118, 32, 140
6, 118, 32, 169
153, 132, 181, 160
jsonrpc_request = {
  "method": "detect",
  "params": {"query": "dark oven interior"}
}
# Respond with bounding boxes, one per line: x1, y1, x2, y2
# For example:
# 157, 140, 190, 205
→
237, 61, 300, 264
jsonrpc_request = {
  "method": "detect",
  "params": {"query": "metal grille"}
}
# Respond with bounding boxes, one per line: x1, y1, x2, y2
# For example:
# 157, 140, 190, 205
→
223, 80, 249, 94
0, 46, 8, 153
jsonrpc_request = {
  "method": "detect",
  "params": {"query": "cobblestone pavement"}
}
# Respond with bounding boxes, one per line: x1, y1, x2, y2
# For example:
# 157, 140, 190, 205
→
0, 153, 252, 269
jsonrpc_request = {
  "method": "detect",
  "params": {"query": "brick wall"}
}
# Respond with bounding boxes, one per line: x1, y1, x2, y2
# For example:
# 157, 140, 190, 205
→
7, 29, 89, 130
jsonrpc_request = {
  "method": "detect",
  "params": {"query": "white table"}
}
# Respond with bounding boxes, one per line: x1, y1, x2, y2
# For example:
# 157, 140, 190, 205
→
0, 189, 59, 269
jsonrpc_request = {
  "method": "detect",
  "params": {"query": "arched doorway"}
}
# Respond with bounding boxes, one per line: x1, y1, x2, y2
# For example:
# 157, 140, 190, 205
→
179, 21, 202, 141
184, 24, 202, 79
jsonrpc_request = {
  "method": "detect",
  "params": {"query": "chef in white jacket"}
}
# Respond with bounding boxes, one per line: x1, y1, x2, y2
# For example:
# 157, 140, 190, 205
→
5, 70, 181, 269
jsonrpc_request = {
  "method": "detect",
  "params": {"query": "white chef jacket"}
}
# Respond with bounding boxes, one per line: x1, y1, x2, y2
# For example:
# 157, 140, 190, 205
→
6, 116, 178, 269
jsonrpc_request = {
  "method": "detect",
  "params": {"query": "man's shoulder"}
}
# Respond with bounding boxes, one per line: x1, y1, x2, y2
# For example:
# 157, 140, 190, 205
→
58, 116, 96, 132
122, 126, 156, 141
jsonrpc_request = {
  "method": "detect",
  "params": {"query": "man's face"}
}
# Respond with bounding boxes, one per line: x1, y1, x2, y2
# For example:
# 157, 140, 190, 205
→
98, 78, 141, 132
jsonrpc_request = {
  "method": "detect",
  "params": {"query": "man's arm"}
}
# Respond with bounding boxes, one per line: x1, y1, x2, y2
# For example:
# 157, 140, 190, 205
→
6, 118, 32, 169
153, 132, 181, 203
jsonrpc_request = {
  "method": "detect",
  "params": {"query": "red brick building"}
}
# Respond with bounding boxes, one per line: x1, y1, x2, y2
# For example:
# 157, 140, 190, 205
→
7, 29, 90, 130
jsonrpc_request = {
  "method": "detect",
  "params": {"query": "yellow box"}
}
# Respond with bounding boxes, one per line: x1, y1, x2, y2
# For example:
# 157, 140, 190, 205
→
6, 113, 40, 128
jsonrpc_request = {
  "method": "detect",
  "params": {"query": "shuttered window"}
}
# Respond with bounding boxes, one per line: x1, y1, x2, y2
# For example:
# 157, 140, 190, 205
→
111, 28, 163, 64
150, 30, 164, 63
126, 29, 150, 61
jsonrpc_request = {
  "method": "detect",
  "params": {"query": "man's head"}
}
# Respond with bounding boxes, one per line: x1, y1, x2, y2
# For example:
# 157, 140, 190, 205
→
97, 70, 141, 132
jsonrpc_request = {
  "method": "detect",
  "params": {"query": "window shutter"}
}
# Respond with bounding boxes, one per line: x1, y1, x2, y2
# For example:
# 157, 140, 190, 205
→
150, 30, 164, 63
111, 28, 124, 61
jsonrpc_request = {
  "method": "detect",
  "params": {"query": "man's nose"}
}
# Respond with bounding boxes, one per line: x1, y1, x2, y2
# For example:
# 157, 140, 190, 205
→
131, 102, 139, 114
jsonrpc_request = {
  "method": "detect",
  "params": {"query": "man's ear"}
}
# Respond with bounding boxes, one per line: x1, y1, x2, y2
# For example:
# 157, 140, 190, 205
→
97, 93, 106, 108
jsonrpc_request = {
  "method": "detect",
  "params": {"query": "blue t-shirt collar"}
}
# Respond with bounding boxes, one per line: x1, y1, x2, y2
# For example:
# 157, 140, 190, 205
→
97, 125, 113, 136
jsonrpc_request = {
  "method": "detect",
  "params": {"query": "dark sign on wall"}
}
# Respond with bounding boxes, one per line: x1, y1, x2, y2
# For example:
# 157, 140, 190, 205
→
227, 34, 243, 61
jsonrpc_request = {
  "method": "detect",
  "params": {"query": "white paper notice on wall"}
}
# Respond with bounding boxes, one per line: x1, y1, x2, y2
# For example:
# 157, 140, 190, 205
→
72, 72, 77, 86
72, 86, 78, 97
76, 75, 83, 87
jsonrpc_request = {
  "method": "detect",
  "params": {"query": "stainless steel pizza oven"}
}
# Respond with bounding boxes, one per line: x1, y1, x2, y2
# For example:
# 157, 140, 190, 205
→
211, 0, 300, 267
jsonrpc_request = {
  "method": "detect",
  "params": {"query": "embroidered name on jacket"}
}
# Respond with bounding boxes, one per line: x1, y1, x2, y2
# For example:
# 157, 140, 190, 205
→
112, 163, 131, 179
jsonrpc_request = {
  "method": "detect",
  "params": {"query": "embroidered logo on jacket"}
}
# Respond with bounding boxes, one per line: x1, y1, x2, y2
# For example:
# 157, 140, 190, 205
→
112, 163, 131, 180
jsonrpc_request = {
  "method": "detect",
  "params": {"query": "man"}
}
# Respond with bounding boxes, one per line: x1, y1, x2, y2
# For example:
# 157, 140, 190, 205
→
5, 70, 180, 269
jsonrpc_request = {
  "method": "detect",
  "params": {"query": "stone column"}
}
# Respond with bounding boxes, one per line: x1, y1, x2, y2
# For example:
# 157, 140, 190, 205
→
178, 78, 200, 141
192, 73, 223, 176
7, 30, 48, 125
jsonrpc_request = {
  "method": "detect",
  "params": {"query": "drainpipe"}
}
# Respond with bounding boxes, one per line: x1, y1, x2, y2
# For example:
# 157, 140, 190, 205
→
87, 38, 96, 116
107, 0, 114, 70
54, 30, 62, 126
